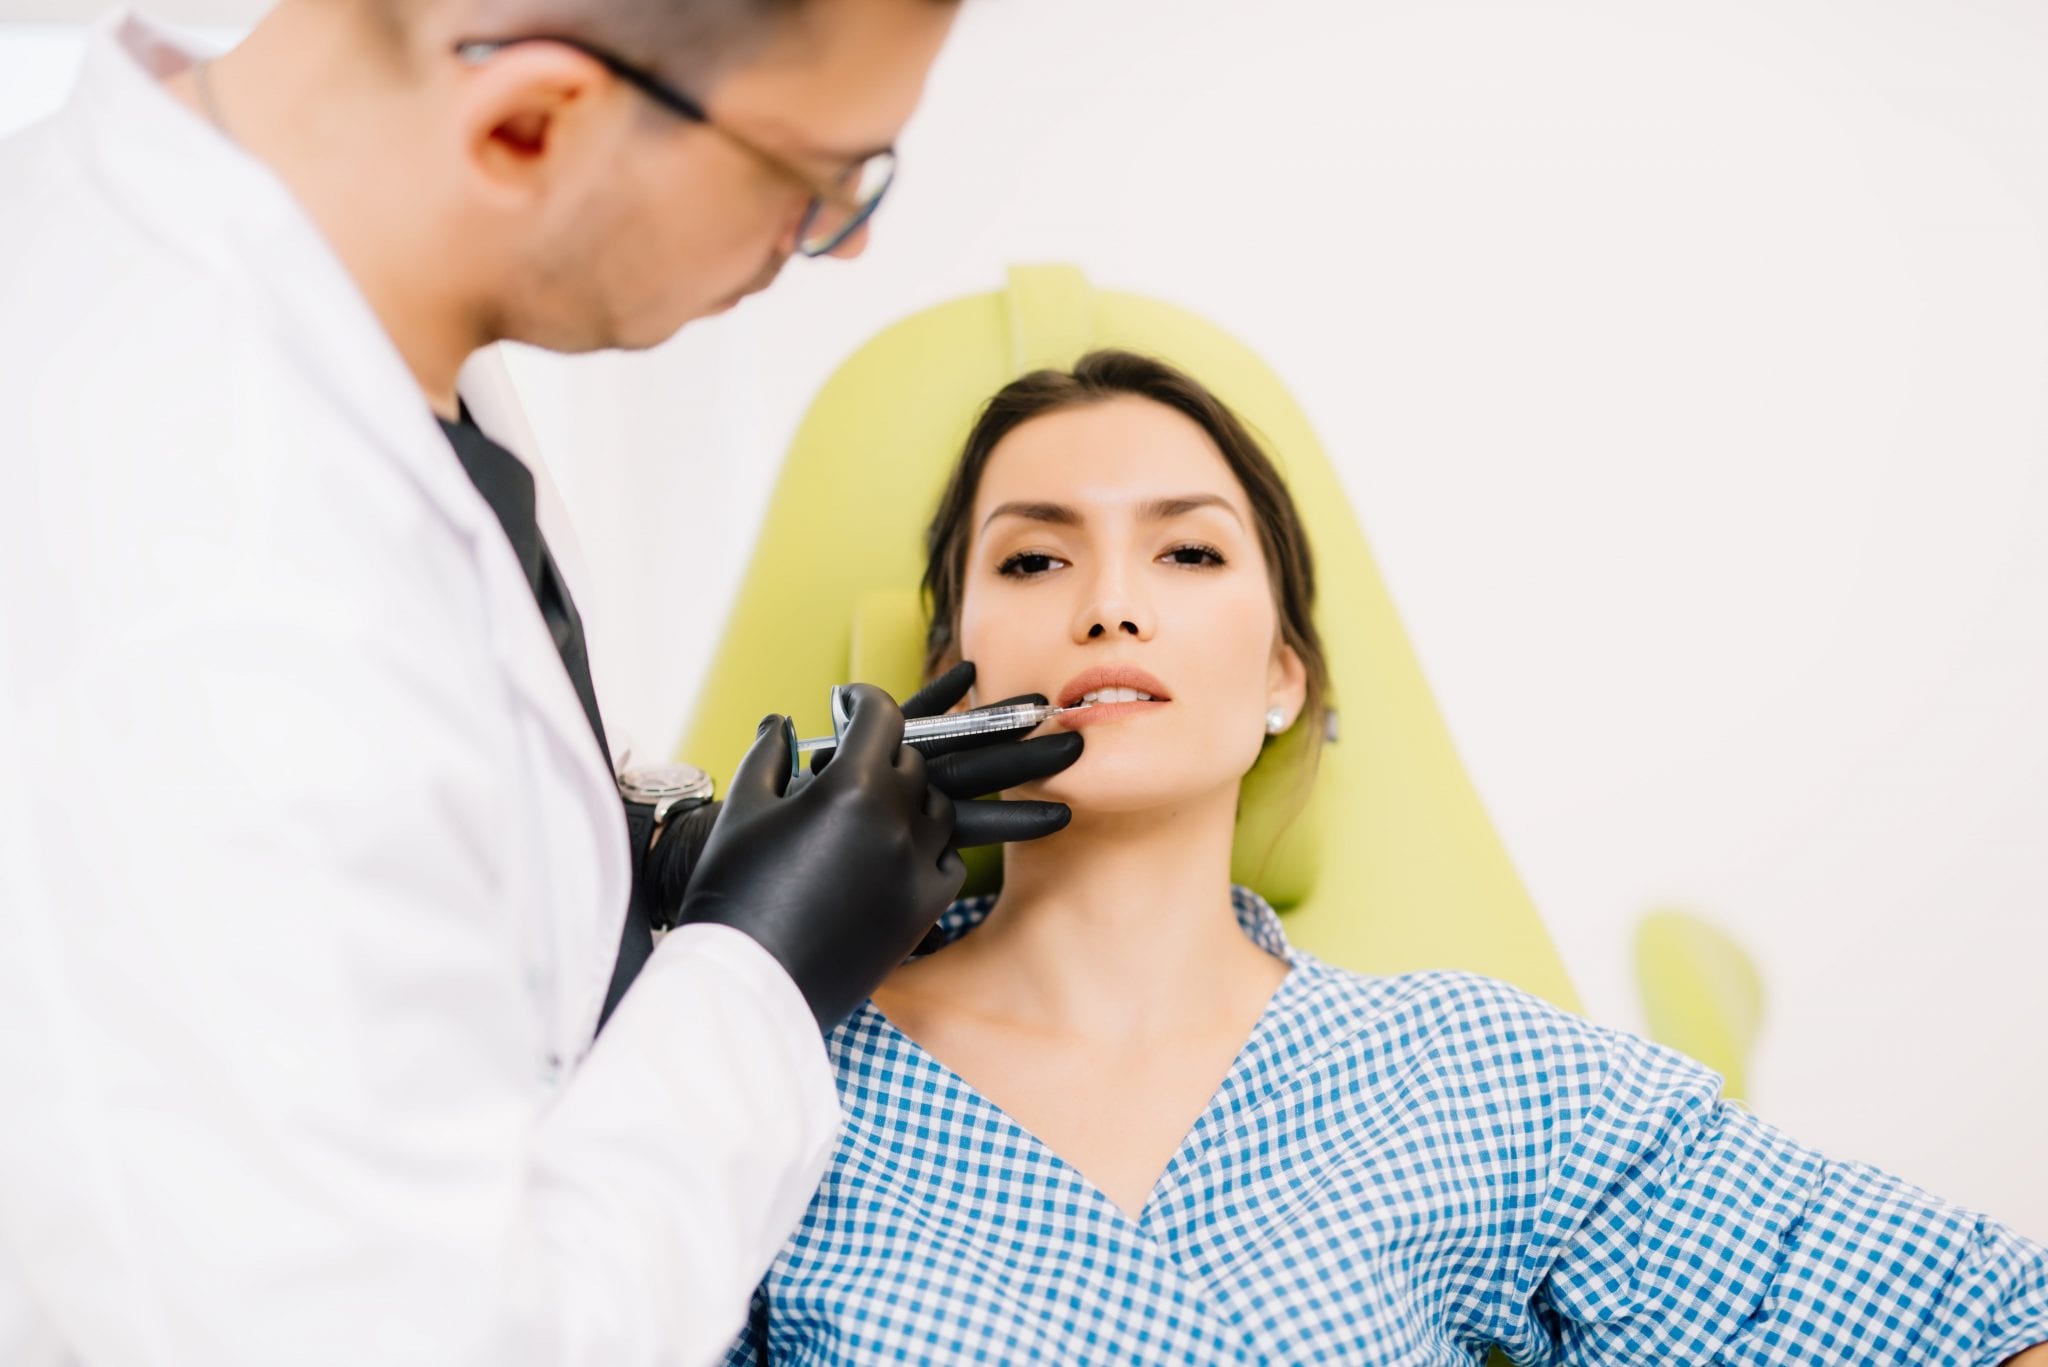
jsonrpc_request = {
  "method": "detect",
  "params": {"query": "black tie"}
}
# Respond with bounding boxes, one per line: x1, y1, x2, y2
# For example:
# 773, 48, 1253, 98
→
438, 413, 654, 1033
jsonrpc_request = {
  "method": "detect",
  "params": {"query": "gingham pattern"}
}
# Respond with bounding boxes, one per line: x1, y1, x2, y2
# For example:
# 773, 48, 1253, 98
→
725, 888, 2048, 1365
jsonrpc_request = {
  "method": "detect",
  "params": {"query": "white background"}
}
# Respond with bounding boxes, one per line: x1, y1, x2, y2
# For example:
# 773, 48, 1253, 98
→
6, 0, 2044, 1238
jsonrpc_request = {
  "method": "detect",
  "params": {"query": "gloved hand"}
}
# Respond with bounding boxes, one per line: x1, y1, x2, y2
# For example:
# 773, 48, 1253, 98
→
672, 672, 1082, 1033
676, 686, 954, 1033
809, 660, 1082, 847
643, 661, 1081, 933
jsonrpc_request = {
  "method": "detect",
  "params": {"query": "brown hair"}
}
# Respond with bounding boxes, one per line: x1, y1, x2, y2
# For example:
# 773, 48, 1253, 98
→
921, 348, 1330, 766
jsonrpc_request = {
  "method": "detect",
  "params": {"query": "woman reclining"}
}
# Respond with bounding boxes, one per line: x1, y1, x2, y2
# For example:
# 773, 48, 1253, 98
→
723, 349, 2048, 1365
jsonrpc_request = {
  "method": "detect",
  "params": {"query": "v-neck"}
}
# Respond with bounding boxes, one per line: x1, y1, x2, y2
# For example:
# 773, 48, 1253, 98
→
859, 953, 1317, 1233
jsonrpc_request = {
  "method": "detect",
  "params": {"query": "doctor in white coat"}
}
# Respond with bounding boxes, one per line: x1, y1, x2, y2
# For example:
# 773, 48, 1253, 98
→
0, 0, 1083, 1362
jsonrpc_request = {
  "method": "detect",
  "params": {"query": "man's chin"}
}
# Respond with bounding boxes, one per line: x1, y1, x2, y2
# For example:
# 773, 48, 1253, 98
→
679, 289, 752, 328
604, 297, 743, 352
682, 257, 787, 327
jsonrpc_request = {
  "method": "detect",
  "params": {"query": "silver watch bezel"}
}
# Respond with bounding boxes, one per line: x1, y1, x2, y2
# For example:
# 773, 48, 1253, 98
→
617, 762, 715, 822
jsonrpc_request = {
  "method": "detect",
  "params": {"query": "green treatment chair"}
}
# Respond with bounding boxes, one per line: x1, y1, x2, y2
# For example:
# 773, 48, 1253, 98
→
1636, 908, 1766, 1102
676, 264, 1764, 1081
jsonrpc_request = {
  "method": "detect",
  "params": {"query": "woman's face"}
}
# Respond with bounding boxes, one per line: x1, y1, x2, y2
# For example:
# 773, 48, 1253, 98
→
956, 396, 1307, 814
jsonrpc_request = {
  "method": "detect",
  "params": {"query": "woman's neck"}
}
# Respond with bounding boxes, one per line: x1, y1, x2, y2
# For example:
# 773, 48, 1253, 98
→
902, 781, 1282, 1042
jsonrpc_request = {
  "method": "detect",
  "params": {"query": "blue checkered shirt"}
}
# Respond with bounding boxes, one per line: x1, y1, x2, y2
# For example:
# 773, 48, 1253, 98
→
724, 887, 2048, 1364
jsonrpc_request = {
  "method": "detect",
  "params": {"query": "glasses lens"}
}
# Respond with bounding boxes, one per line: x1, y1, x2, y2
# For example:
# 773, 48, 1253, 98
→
798, 150, 897, 256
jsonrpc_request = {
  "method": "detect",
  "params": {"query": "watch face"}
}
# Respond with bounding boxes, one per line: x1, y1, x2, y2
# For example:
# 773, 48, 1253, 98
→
618, 762, 714, 806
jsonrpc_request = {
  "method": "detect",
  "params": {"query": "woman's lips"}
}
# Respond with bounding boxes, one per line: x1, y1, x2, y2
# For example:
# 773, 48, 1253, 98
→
1053, 700, 1168, 731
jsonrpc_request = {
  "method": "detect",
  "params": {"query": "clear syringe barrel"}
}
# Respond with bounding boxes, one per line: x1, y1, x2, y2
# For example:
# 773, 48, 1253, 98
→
792, 700, 1059, 759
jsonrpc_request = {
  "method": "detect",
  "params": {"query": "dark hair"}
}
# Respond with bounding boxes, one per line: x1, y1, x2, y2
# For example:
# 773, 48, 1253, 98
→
921, 348, 1330, 766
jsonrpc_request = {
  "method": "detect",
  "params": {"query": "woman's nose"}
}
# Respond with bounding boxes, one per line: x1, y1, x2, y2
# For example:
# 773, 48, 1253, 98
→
1086, 618, 1140, 639
1072, 586, 1153, 642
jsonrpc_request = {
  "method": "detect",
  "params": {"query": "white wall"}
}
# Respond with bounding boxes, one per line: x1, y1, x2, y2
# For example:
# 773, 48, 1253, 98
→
8, 0, 2045, 1240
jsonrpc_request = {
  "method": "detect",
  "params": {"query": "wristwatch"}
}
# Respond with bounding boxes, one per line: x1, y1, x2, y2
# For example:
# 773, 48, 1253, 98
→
619, 763, 716, 935
617, 761, 715, 824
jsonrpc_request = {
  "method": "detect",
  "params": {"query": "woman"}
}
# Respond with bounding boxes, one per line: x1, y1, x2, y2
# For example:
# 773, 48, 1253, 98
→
724, 350, 2048, 1364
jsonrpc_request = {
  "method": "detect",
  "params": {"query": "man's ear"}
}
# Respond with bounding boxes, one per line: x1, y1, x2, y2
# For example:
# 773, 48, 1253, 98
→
452, 41, 612, 201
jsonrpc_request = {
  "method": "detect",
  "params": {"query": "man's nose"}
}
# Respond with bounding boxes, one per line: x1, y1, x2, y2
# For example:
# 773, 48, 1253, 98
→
824, 221, 871, 260
773, 198, 812, 259
776, 201, 872, 262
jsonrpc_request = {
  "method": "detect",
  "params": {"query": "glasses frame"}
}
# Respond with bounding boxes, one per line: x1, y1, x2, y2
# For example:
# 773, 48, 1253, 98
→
452, 34, 895, 258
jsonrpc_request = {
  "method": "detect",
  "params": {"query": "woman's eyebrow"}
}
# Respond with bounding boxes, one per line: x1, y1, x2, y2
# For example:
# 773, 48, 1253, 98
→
1143, 494, 1244, 527
979, 494, 1246, 533
981, 500, 1081, 532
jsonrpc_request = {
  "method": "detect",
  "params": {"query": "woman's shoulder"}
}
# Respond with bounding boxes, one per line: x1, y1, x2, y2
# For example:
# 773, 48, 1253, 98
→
1234, 886, 1602, 1059
1286, 958, 1676, 1094
1287, 956, 1724, 1132
1292, 955, 1581, 1035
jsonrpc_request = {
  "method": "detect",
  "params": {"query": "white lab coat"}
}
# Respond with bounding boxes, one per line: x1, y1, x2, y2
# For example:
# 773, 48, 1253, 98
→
0, 13, 840, 1366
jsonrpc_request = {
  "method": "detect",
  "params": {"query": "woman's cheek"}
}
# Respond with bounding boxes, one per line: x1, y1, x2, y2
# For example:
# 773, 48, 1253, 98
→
958, 615, 1033, 702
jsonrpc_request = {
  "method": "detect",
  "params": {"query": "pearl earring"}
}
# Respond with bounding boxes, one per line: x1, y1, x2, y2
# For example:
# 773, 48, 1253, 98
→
1265, 707, 1287, 735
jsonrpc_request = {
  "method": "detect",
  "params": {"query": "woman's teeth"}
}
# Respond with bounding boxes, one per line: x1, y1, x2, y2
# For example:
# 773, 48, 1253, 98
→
1075, 687, 1155, 707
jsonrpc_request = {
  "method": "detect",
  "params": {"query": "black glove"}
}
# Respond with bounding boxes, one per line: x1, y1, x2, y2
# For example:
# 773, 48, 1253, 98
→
643, 661, 1081, 930
672, 684, 961, 1033
818, 660, 1081, 848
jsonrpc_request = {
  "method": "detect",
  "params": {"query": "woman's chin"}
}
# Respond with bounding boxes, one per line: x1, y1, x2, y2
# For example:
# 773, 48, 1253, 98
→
1015, 764, 1229, 821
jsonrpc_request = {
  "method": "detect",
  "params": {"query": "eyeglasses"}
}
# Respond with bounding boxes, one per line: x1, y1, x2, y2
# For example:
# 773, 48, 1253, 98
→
453, 35, 898, 258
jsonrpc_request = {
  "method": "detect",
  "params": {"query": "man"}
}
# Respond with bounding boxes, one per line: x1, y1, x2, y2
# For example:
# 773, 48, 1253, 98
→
0, 0, 1079, 1361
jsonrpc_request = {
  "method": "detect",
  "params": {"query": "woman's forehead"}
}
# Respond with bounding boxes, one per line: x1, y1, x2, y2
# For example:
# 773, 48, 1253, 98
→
973, 398, 1252, 522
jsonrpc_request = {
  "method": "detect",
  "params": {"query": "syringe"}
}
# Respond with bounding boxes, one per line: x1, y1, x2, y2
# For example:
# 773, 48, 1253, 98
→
794, 697, 1076, 763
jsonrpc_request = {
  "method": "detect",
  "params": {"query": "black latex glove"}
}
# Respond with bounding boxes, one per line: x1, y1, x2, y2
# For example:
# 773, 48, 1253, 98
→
672, 684, 970, 1033
644, 661, 1082, 931
814, 661, 1082, 848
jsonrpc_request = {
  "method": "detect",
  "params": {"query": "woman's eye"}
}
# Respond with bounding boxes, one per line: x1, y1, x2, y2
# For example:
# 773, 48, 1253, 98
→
996, 551, 1066, 578
1160, 543, 1226, 568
